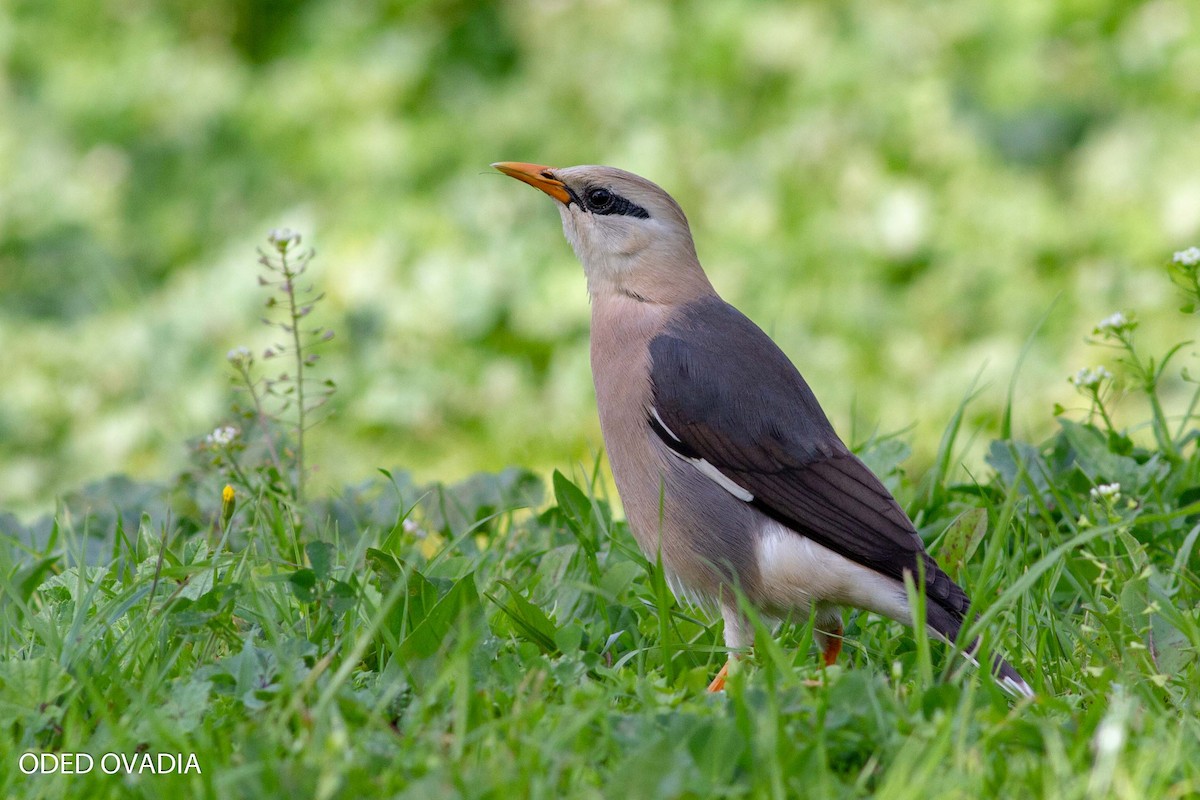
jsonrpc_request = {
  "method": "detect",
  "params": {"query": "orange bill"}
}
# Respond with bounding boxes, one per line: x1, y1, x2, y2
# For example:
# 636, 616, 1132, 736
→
492, 162, 571, 204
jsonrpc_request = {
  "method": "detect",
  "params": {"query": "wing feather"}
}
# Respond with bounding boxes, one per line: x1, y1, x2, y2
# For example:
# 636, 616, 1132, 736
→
649, 298, 969, 619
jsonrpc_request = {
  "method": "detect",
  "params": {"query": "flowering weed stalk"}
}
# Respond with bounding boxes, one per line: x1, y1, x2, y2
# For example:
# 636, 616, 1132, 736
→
1069, 365, 1115, 430
251, 228, 336, 505
1087, 309, 1186, 464
1066, 246, 1200, 474
205, 229, 336, 529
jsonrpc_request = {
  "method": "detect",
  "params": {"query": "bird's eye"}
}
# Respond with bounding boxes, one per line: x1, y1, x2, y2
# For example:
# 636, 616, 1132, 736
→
586, 187, 615, 212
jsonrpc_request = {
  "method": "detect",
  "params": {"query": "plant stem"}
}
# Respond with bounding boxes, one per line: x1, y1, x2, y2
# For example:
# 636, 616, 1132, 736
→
281, 251, 307, 504
237, 363, 286, 480
1125, 337, 1183, 465
1146, 387, 1181, 464
1093, 395, 1117, 435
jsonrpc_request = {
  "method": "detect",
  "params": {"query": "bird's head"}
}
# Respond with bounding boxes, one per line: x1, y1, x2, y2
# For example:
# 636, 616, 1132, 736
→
493, 162, 712, 303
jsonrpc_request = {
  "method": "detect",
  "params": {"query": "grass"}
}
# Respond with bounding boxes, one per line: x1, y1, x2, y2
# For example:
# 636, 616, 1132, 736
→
3, 254, 1200, 798
2, 455, 1198, 799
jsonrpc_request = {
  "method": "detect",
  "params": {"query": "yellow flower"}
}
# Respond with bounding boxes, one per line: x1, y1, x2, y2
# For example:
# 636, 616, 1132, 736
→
221, 484, 236, 525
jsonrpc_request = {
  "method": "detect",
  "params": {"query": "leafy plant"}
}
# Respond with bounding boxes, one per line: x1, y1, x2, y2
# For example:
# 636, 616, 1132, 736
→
2, 248, 1199, 798
200, 229, 336, 541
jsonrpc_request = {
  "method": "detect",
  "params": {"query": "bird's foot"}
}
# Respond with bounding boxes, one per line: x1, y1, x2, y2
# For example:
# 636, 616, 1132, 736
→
707, 660, 730, 692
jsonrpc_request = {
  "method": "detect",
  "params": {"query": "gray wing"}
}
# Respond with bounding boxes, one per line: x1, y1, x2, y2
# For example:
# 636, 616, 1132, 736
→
648, 297, 969, 620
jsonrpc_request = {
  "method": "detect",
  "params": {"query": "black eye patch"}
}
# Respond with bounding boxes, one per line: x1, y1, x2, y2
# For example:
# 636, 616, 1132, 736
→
582, 186, 650, 219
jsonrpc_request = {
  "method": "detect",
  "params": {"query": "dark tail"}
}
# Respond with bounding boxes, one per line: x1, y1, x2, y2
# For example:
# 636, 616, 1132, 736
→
926, 601, 1034, 698
990, 654, 1034, 698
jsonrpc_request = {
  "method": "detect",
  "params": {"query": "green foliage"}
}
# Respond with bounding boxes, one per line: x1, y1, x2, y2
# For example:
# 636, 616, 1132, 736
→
2, 435, 1199, 796
4, 0, 1200, 511
4, 250, 1200, 794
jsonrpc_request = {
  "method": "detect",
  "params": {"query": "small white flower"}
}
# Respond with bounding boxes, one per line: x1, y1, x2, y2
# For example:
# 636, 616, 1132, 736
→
226, 346, 252, 365
1173, 246, 1200, 267
205, 426, 240, 447
1094, 311, 1135, 338
1070, 366, 1112, 390
402, 518, 426, 538
1090, 483, 1121, 501
268, 228, 301, 252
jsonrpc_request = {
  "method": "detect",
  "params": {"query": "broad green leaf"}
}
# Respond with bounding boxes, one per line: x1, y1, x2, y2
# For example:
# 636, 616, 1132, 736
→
1058, 419, 1163, 492
1151, 609, 1197, 676
488, 579, 558, 653
365, 547, 404, 586
554, 623, 584, 654
404, 568, 440, 628
987, 439, 1052, 497
396, 572, 481, 662
553, 470, 595, 548
599, 559, 643, 599
306, 540, 335, 581
11, 556, 60, 603
938, 507, 988, 580
288, 568, 318, 602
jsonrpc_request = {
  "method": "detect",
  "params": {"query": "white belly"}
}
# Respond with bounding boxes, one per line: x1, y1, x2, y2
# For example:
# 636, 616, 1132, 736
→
755, 521, 912, 624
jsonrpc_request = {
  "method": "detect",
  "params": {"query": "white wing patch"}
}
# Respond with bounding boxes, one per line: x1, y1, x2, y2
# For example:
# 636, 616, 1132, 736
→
650, 407, 682, 442
650, 406, 755, 503
690, 457, 755, 502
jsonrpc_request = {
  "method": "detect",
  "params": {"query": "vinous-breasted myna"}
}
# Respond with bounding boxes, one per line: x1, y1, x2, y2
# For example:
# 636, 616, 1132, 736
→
493, 161, 1032, 697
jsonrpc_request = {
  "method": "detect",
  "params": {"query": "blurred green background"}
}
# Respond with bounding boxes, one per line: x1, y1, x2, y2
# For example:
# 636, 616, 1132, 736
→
2, 0, 1199, 516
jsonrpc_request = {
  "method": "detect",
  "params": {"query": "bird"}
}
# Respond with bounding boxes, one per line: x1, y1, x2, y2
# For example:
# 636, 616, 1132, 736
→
493, 161, 1033, 697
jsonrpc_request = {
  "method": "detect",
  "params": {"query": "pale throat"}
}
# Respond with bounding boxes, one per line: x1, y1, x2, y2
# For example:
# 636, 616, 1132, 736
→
559, 211, 712, 304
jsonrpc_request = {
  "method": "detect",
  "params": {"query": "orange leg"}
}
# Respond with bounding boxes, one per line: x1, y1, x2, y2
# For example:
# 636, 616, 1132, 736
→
821, 625, 844, 667
710, 623, 843, 691
707, 660, 730, 692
